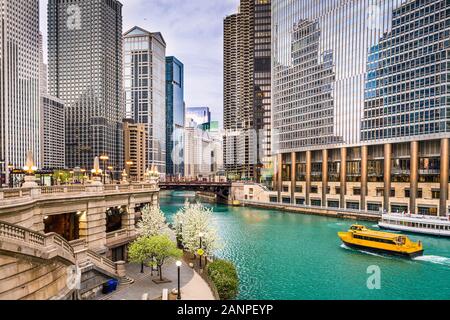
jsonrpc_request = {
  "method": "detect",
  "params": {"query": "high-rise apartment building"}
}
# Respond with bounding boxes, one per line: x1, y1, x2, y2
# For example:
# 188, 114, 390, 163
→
123, 26, 167, 175
224, 0, 272, 182
0, 0, 41, 179
166, 56, 185, 177
48, 0, 124, 172
272, 0, 450, 216
123, 120, 147, 182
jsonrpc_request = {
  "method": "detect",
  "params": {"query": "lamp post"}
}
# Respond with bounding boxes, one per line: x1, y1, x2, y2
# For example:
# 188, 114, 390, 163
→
176, 260, 182, 300
107, 166, 114, 184
198, 232, 204, 268
80, 169, 86, 185
0, 160, 4, 189
7, 163, 13, 188
126, 160, 133, 182
100, 155, 109, 184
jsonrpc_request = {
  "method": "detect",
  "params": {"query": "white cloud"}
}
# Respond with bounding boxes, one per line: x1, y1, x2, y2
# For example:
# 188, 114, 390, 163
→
40, 0, 240, 124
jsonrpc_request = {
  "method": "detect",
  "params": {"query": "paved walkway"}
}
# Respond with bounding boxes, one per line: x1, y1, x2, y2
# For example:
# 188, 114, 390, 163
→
98, 261, 214, 301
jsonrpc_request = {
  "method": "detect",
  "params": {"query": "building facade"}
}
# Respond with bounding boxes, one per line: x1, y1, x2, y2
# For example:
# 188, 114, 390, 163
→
186, 107, 211, 127
123, 120, 147, 182
123, 27, 167, 176
40, 95, 65, 170
48, 0, 124, 172
224, 0, 272, 182
166, 56, 185, 178
184, 122, 223, 180
272, 0, 450, 216
0, 0, 41, 178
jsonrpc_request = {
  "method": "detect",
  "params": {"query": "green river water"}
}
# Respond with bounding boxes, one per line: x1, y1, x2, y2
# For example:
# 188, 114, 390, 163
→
160, 192, 450, 300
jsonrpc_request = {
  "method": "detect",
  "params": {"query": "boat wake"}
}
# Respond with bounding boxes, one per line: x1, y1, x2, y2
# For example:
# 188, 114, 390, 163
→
340, 244, 390, 259
414, 255, 450, 266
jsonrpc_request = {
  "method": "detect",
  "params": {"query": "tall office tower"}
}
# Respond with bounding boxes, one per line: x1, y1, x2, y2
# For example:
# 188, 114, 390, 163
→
272, 0, 450, 217
40, 95, 65, 170
48, 0, 124, 173
186, 107, 211, 127
123, 27, 167, 175
123, 120, 147, 182
39, 33, 48, 95
223, 0, 272, 182
0, 0, 41, 181
166, 56, 185, 178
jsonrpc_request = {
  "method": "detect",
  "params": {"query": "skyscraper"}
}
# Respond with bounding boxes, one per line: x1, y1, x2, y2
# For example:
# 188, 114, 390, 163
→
123, 26, 167, 175
48, 0, 124, 172
223, 0, 272, 182
123, 119, 147, 182
0, 0, 41, 177
186, 107, 211, 127
272, 0, 450, 216
166, 56, 185, 177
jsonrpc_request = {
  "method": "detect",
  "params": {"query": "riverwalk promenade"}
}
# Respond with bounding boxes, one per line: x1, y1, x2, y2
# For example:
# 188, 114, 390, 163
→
98, 262, 214, 301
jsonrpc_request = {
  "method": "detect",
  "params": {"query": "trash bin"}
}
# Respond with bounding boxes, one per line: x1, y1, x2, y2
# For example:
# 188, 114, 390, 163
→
102, 279, 119, 294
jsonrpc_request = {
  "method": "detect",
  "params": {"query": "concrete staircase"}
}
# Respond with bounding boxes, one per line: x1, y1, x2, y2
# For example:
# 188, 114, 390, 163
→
0, 221, 124, 300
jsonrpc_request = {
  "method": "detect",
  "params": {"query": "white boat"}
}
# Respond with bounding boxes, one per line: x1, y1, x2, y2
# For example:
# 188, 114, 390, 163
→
378, 213, 450, 237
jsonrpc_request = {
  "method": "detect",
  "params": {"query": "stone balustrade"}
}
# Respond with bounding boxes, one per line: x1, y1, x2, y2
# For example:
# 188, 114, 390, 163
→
0, 183, 158, 202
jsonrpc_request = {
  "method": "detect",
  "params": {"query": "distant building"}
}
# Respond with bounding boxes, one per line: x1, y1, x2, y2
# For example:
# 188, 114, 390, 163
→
184, 121, 223, 180
123, 26, 167, 176
224, 0, 272, 182
186, 107, 211, 127
40, 95, 65, 170
123, 120, 147, 182
166, 56, 185, 177
48, 0, 124, 172
0, 0, 41, 177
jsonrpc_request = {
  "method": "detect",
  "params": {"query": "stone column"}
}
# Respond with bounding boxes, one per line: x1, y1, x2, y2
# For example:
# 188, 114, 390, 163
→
306, 151, 312, 206
340, 147, 347, 209
383, 143, 392, 212
361, 145, 368, 212
322, 149, 328, 207
291, 152, 296, 204
123, 198, 137, 236
410, 141, 419, 215
440, 138, 449, 217
277, 154, 282, 202
86, 199, 107, 253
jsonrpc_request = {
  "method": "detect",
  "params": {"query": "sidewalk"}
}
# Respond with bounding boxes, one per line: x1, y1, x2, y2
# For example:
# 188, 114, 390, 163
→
99, 262, 215, 301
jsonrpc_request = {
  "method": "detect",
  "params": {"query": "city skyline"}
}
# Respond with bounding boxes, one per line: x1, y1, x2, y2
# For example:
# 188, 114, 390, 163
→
39, 0, 239, 125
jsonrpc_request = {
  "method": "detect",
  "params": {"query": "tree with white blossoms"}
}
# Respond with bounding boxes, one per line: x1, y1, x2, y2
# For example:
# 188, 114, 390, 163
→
137, 204, 169, 237
173, 201, 220, 256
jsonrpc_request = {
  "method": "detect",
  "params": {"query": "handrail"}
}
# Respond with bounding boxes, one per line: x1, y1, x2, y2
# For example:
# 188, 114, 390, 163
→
0, 221, 75, 263
0, 183, 158, 201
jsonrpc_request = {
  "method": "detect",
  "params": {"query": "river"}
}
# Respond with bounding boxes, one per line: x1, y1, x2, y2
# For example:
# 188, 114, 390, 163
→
160, 191, 450, 300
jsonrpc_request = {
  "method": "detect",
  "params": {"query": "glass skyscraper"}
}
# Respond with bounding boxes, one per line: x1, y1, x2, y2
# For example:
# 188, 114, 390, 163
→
123, 27, 167, 175
166, 56, 185, 177
272, 0, 450, 217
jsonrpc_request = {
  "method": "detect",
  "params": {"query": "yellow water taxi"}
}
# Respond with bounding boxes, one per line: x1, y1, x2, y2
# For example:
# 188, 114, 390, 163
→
338, 225, 424, 258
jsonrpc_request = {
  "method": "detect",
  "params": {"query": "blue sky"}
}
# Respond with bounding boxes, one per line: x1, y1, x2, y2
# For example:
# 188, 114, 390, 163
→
39, 0, 240, 124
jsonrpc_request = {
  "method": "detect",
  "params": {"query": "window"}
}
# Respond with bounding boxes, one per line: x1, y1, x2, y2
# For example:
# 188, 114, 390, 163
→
346, 202, 360, 210
296, 198, 305, 205
311, 199, 322, 207
432, 189, 440, 199
270, 197, 278, 203
310, 186, 318, 193
367, 203, 382, 212
282, 197, 291, 204
328, 200, 339, 208
353, 188, 361, 196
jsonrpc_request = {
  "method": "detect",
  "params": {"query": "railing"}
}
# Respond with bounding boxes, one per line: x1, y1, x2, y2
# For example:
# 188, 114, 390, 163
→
240, 200, 382, 217
0, 183, 158, 202
0, 221, 75, 264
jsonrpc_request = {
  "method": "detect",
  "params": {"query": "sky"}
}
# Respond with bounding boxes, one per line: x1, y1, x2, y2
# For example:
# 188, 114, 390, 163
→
39, 0, 240, 124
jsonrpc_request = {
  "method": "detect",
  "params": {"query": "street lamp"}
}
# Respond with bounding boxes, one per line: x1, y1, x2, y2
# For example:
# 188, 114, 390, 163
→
100, 155, 109, 184
108, 166, 114, 184
176, 260, 182, 300
126, 160, 133, 182
198, 232, 204, 268
80, 169, 86, 184
7, 163, 13, 188
0, 160, 4, 189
